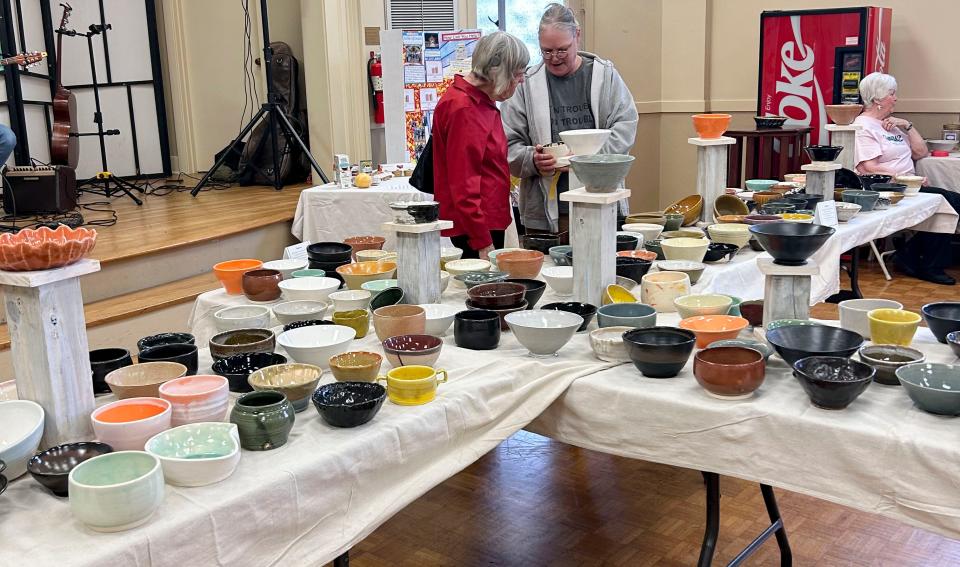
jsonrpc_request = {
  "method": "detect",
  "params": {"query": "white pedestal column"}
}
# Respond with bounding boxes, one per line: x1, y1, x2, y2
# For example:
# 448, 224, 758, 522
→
826, 124, 863, 171
381, 220, 452, 305
757, 258, 818, 329
689, 136, 736, 223
801, 162, 842, 200
1, 259, 100, 448
560, 188, 631, 307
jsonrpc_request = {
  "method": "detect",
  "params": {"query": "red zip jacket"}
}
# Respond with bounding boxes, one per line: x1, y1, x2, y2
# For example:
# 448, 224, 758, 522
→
432, 75, 511, 251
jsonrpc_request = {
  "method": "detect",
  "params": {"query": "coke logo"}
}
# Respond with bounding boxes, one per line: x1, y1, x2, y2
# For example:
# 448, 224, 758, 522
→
774, 17, 828, 143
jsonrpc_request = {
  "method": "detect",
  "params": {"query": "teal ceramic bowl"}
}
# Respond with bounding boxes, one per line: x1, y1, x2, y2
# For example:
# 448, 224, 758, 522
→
145, 422, 241, 487
766, 318, 818, 331
745, 179, 778, 192
720, 295, 742, 316
549, 245, 573, 266
68, 451, 164, 532
896, 363, 960, 415
361, 279, 398, 293
292, 269, 326, 278
842, 190, 880, 212
597, 303, 657, 329
706, 338, 774, 360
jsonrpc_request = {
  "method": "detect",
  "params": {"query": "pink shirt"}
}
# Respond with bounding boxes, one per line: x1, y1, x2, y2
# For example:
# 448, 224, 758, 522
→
853, 115, 915, 176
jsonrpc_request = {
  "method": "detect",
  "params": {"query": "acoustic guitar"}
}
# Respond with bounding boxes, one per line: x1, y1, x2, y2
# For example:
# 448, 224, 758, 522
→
0, 51, 47, 68
51, 3, 78, 168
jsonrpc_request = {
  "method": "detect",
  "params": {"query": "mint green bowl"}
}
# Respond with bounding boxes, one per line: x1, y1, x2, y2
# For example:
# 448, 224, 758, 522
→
292, 269, 326, 278
362, 279, 398, 293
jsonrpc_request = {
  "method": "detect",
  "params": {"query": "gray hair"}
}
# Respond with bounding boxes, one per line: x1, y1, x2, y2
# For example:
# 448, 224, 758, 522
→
859, 72, 898, 107
540, 2, 580, 35
471, 31, 530, 97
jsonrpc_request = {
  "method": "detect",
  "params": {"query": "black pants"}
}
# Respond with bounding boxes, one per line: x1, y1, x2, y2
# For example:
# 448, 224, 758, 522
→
451, 230, 506, 259
898, 186, 960, 272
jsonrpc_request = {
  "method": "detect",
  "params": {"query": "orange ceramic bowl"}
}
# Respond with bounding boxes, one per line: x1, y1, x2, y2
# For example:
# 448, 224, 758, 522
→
617, 250, 658, 261
716, 214, 747, 224
343, 236, 386, 261
692, 114, 732, 139
496, 250, 545, 279
213, 259, 263, 295
336, 261, 397, 290
664, 195, 704, 227
0, 225, 97, 271
678, 315, 750, 348
751, 191, 782, 208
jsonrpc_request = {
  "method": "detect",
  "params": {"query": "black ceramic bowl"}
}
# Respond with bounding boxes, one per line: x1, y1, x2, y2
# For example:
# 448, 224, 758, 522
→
947, 332, 960, 359
312, 381, 386, 428
748, 237, 765, 252
407, 202, 439, 223
369, 287, 404, 310
766, 324, 864, 366
454, 310, 501, 350
504, 278, 547, 310
212, 351, 288, 393
804, 145, 843, 162
799, 193, 824, 210
541, 302, 597, 332
871, 183, 906, 193
282, 319, 336, 333
792, 356, 875, 410
760, 202, 796, 215
0, 459, 7, 497
89, 348, 133, 395
858, 174, 892, 191
749, 222, 836, 266
615, 257, 653, 281
623, 326, 697, 378
136, 332, 195, 353
307, 242, 353, 262
703, 242, 738, 263
754, 115, 788, 129
138, 343, 199, 375
644, 239, 665, 260
616, 234, 640, 252
921, 302, 960, 343
521, 233, 563, 254
28, 442, 114, 497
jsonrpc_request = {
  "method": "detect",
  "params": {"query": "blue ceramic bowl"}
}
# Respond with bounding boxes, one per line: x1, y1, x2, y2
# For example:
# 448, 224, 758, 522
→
597, 303, 657, 329
549, 245, 573, 266
842, 190, 880, 212
896, 363, 960, 415
745, 179, 778, 192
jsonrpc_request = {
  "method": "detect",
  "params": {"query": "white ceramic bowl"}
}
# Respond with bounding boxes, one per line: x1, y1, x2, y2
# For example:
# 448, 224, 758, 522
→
272, 300, 329, 324
707, 223, 751, 248
214, 305, 272, 332
927, 139, 957, 152
328, 289, 372, 312
91, 397, 173, 451
262, 258, 308, 280
69, 451, 164, 532
158, 375, 230, 427
440, 247, 463, 268
559, 128, 611, 155
589, 326, 632, 362
621, 223, 663, 243
661, 237, 709, 262
277, 324, 357, 369
444, 259, 492, 279
839, 298, 903, 339
895, 175, 923, 196
356, 249, 397, 263
439, 270, 450, 293
835, 202, 862, 222
505, 309, 583, 356
145, 422, 240, 487
0, 400, 44, 479
541, 265, 574, 296
419, 303, 461, 336
278, 276, 341, 302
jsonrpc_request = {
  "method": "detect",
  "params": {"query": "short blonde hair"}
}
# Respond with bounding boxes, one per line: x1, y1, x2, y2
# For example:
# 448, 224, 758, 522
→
859, 72, 898, 107
471, 31, 530, 97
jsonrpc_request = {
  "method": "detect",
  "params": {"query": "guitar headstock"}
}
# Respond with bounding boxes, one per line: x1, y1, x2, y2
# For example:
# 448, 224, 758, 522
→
16, 51, 47, 69
59, 3, 72, 29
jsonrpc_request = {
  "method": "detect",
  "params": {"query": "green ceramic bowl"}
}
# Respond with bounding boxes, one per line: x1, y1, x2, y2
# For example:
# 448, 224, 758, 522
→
896, 363, 960, 415
361, 279, 398, 293
766, 318, 818, 331
229, 390, 295, 451
292, 269, 326, 278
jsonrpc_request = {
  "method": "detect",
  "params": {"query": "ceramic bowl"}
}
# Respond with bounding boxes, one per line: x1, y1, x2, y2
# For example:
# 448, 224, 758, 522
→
145, 422, 240, 487
368, 286, 404, 310
241, 269, 283, 302
468, 282, 526, 309
920, 302, 960, 343
158, 374, 230, 425
625, 212, 667, 226
277, 324, 357, 368
342, 235, 386, 260
137, 343, 199, 376
835, 202, 862, 222
495, 250, 544, 279
331, 308, 370, 339
136, 332, 195, 353
0, 225, 97, 271
623, 327, 697, 378
465, 298, 528, 331
661, 229, 705, 240
382, 334, 443, 367
504, 278, 547, 310
858, 345, 925, 386
214, 305, 272, 332
559, 128, 611, 155
589, 326, 633, 362
355, 250, 397, 264
779, 213, 814, 223
660, 261, 708, 286
679, 315, 749, 348
708, 223, 752, 249
662, 213, 685, 231
616, 276, 639, 291
673, 294, 733, 319
895, 175, 923, 196
419, 303, 461, 335
68, 451, 164, 532
793, 356, 874, 410
487, 247, 525, 269
407, 202, 440, 223
247, 362, 324, 412
282, 320, 334, 333
542, 266, 574, 296
750, 192, 781, 209
568, 154, 635, 192
694, 347, 766, 400
439, 247, 464, 269
858, 174, 891, 191
307, 241, 353, 262
596, 302, 656, 329
105, 362, 188, 399
28, 442, 113, 497
927, 139, 957, 153
748, 222, 835, 265
761, 202, 797, 215
867, 308, 921, 346
454, 271, 509, 289
90, 348, 134, 395
691, 113, 731, 139
616, 233, 640, 251
602, 284, 637, 306
617, 249, 658, 261
329, 351, 383, 382
208, 328, 276, 361
291, 268, 327, 279
439, 270, 451, 293
549, 245, 573, 266
454, 310, 501, 350
745, 179, 778, 192
825, 104, 863, 125
445, 259, 492, 279
328, 289, 372, 312
312, 382, 387, 428
737, 300, 764, 327
661, 237, 709, 262
644, 239, 665, 260
705, 338, 773, 360
621, 223, 664, 243
702, 242, 738, 263
378, 365, 449, 406
753, 115, 788, 128
615, 257, 653, 282
212, 259, 263, 295
896, 363, 960, 415
372, 304, 426, 341
542, 142, 570, 160
504, 310, 583, 357
842, 190, 880, 212
640, 271, 690, 313
873, 183, 907, 194
262, 258, 309, 279
278, 276, 342, 302
804, 145, 843, 163
541, 302, 597, 332
838, 298, 902, 339
714, 194, 750, 217
336, 261, 397, 290
91, 397, 172, 451
716, 214, 747, 224
766, 319, 819, 331
766, 324, 864, 365
0, 400, 44, 479
272, 299, 329, 325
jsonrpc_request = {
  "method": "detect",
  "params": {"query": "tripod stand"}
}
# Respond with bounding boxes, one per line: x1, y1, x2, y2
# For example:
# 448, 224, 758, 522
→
191, 0, 327, 196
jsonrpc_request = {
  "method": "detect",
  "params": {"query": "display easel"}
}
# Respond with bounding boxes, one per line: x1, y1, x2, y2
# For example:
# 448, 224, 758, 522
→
757, 257, 818, 330
826, 124, 863, 171
561, 189, 630, 307
800, 162, 842, 200
689, 136, 736, 223
381, 220, 452, 304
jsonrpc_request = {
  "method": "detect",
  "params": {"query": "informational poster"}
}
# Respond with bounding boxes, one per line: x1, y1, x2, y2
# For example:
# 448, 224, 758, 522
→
419, 88, 438, 111
403, 89, 416, 111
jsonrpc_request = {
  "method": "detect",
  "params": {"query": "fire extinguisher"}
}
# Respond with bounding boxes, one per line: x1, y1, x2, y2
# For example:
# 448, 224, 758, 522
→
368, 51, 384, 124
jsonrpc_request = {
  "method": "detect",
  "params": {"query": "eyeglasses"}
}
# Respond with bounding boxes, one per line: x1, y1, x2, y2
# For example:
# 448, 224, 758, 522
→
540, 43, 575, 59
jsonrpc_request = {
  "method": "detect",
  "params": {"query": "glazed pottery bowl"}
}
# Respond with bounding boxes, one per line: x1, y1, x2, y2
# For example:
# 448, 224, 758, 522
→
312, 382, 387, 428
621, 223, 663, 243
465, 298, 527, 331
616, 257, 653, 282
355, 250, 397, 264
241, 269, 283, 302
328, 289, 372, 312
445, 259, 492, 279
542, 266, 574, 296
105, 362, 188, 399
946, 332, 960, 358
661, 237, 709, 262
495, 250, 544, 279
420, 303, 461, 335
505, 310, 583, 356
90, 348, 133, 395
541, 302, 597, 332
691, 113, 731, 139
136, 332, 195, 353
214, 305, 272, 332
382, 334, 443, 367
306, 242, 353, 263
262, 258, 309, 280
549, 245, 573, 266
927, 139, 957, 153
589, 326, 633, 362
213, 259, 263, 295
640, 271, 691, 313
342, 236, 386, 261
439, 270, 451, 293
468, 282, 527, 309
272, 300, 329, 324
761, 202, 797, 215
738, 300, 764, 327
793, 356, 874, 409
896, 363, 960, 415
158, 374, 230, 425
679, 315, 749, 348
247, 362, 323, 412
568, 154, 635, 192
702, 242, 738, 263
542, 142, 570, 160
439, 247, 464, 269
750, 191, 781, 208
230, 390, 295, 450
68, 451, 164, 532
603, 284, 637, 306
708, 223, 752, 249
454, 310, 501, 350
372, 304, 426, 341
278, 276, 342, 302
766, 324, 865, 365
626, 212, 667, 226
91, 397, 172, 451
623, 327, 697, 378
842, 190, 880, 212
753, 115, 787, 128
407, 202, 440, 223
336, 261, 397, 290
661, 229, 705, 240
694, 347, 765, 399
705, 338, 773, 360
838, 298, 902, 339
663, 213, 685, 231
748, 222, 836, 265
716, 214, 746, 224
858, 174, 891, 191
858, 345, 925, 385
330, 309, 369, 338
714, 194, 750, 217
0, 225, 97, 271
745, 179, 778, 192
920, 302, 960, 343
277, 325, 356, 369
835, 202, 862, 222
895, 175, 923, 196
283, 320, 334, 333
616, 234, 640, 251
766, 319, 819, 331
617, 249, 658, 261
825, 104, 863, 125
873, 183, 907, 194
779, 213, 814, 223
488, 247, 524, 269
455, 271, 509, 289
644, 239, 665, 260
377, 365, 449, 406
505, 278, 547, 310
138, 343, 199, 376
308, 259, 350, 280
145, 422, 240, 487
673, 294, 733, 319
559, 128, 611, 155
867, 308, 922, 346
208, 328, 276, 361
596, 302, 656, 329
368, 287, 404, 310
329, 351, 383, 382
0, 400, 44, 479
804, 145, 843, 163
28, 442, 113, 497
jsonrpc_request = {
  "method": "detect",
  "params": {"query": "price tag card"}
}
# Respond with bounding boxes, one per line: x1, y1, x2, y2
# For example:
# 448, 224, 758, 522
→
283, 241, 311, 260
814, 201, 838, 228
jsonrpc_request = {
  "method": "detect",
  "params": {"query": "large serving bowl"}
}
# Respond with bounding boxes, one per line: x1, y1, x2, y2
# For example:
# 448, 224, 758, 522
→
661, 237, 709, 263
419, 303, 461, 335
158, 374, 230, 425
277, 325, 356, 368
468, 282, 526, 309
640, 271, 690, 313
559, 128, 611, 155
214, 305, 272, 332
138, 343, 199, 376
694, 347, 765, 400
765, 324, 864, 365
616, 257, 654, 282
858, 345, 925, 386
679, 315, 749, 348
68, 451, 164, 532
748, 222, 836, 265
504, 310, 583, 357
145, 422, 240, 487
336, 261, 397, 290
28, 442, 113, 497
621, 223, 664, 243
596, 302, 656, 329
691, 113, 731, 139
804, 145, 843, 163
835, 202, 862, 222
842, 190, 880, 212
279, 276, 342, 301
504, 278, 547, 310
921, 302, 960, 343
208, 328, 276, 361
589, 326, 633, 362
91, 397, 172, 451
0, 400, 44, 479
382, 334, 443, 367
0, 225, 97, 271
105, 362, 188, 400
272, 300, 328, 324
212, 259, 263, 295
248, 362, 324, 412
623, 327, 697, 378
312, 382, 387, 428
372, 305, 426, 341
541, 302, 597, 332
445, 259, 492, 279
542, 266, 574, 296
867, 308, 922, 346
708, 223, 752, 249
664, 195, 704, 227
896, 363, 960, 415
825, 103, 863, 125
329, 351, 383, 382
793, 356, 874, 409
568, 154, 635, 192
838, 298, 902, 339
496, 250, 545, 279
262, 258, 308, 280
673, 294, 733, 319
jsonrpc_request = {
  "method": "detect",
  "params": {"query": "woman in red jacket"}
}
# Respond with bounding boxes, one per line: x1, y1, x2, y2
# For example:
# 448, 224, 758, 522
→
432, 31, 529, 259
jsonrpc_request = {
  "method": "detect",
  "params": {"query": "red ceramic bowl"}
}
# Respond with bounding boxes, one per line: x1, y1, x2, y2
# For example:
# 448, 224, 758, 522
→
343, 236, 386, 261
496, 250, 544, 279
693, 346, 765, 399
0, 225, 97, 271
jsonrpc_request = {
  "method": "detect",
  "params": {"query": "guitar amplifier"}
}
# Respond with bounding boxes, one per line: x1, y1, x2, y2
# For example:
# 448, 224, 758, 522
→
2, 165, 77, 214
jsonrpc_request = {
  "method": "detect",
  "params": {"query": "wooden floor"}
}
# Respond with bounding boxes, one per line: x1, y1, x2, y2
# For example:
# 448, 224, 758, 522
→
349, 262, 960, 567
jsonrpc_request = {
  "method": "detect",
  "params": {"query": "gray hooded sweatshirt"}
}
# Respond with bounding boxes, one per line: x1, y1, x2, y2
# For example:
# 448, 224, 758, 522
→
501, 52, 639, 232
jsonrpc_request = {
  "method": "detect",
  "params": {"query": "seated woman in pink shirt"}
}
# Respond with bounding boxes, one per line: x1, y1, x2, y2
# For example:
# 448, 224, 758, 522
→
854, 72, 960, 286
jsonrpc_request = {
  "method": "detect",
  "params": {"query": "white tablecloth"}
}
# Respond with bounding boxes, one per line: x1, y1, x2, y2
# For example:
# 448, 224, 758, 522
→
916, 152, 960, 191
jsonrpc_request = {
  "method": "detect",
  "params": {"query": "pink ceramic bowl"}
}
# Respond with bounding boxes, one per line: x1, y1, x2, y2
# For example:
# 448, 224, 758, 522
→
158, 375, 230, 426
91, 397, 172, 451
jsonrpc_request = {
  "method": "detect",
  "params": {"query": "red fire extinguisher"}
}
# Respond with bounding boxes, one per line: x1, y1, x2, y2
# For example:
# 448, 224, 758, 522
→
368, 51, 384, 124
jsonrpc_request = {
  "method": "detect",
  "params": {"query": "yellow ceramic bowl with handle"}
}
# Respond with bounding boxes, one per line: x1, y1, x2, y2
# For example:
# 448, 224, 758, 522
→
868, 308, 922, 346
377, 365, 448, 406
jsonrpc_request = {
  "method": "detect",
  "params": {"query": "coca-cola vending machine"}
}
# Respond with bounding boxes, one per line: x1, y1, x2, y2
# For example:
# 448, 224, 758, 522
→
758, 7, 893, 145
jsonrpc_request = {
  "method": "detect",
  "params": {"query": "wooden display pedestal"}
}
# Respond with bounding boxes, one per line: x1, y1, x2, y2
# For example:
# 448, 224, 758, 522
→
757, 258, 818, 329
826, 124, 863, 171
689, 136, 736, 223
381, 220, 452, 304
0, 259, 100, 448
800, 162, 842, 200
560, 188, 630, 306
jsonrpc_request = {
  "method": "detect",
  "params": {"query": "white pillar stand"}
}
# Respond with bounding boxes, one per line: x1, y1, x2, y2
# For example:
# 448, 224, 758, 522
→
381, 220, 452, 305
689, 136, 736, 223
801, 162, 842, 200
826, 124, 862, 171
757, 258, 818, 330
1, 259, 100, 448
561, 188, 631, 306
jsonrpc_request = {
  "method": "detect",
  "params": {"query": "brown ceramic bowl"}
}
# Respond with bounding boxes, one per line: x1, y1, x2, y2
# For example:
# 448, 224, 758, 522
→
825, 104, 863, 125
104, 361, 188, 399
625, 213, 667, 226
372, 304, 426, 341
739, 300, 764, 327
467, 282, 527, 309
208, 328, 276, 361
495, 250, 544, 279
343, 235, 386, 261
664, 195, 703, 226
693, 346, 766, 400
241, 269, 283, 302
465, 298, 528, 331
329, 351, 383, 382
751, 191, 782, 208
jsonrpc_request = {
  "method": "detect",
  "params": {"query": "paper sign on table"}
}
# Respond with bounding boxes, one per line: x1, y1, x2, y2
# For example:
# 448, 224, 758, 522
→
283, 241, 311, 260
814, 201, 839, 227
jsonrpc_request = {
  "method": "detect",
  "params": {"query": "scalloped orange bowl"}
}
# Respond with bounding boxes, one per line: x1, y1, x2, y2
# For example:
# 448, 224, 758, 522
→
0, 225, 97, 271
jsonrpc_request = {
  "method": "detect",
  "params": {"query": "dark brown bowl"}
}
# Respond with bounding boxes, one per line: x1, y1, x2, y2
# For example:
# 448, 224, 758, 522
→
209, 328, 276, 361
739, 300, 764, 327
28, 442, 114, 497
465, 298, 528, 331
242, 269, 283, 302
693, 346, 765, 399
467, 282, 527, 309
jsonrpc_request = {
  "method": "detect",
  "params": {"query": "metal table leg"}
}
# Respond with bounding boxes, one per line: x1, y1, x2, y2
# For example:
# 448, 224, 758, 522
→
333, 551, 349, 567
